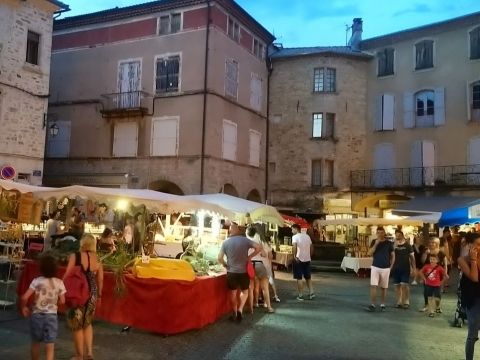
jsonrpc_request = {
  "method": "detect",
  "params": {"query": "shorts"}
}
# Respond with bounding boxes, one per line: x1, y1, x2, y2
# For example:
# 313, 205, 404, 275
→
370, 266, 391, 288
293, 261, 311, 280
425, 285, 441, 298
253, 262, 268, 279
226, 272, 250, 290
391, 268, 410, 285
30, 313, 58, 343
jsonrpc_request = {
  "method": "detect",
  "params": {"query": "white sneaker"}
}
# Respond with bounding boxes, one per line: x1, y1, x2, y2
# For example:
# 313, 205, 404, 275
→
411, 280, 418, 285
273, 296, 281, 303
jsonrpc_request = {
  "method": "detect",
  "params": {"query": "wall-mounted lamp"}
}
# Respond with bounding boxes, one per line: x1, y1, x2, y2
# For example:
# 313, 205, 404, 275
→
49, 123, 59, 137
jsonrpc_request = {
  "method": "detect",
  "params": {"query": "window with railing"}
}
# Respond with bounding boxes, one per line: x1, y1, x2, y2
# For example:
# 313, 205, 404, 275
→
155, 55, 180, 94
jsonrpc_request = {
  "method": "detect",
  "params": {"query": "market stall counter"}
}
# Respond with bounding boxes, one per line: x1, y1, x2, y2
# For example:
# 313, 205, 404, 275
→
17, 260, 231, 335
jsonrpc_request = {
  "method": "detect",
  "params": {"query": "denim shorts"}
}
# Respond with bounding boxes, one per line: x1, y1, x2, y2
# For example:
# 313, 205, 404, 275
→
391, 268, 410, 285
30, 313, 58, 343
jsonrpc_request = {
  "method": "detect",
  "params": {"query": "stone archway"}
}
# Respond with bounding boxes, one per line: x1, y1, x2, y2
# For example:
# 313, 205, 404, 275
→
220, 183, 238, 197
246, 189, 262, 203
149, 180, 184, 195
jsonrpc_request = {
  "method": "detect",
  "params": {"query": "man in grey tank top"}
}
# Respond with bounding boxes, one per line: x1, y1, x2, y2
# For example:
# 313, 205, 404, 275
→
218, 222, 262, 322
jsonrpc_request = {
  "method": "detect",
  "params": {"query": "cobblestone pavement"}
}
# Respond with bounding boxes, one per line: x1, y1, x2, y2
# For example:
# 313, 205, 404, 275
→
0, 271, 468, 360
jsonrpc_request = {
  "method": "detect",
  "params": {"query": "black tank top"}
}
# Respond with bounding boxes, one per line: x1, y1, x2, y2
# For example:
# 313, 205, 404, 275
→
460, 273, 480, 309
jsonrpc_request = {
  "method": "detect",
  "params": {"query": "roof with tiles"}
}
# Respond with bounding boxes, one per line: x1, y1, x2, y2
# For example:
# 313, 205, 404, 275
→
269, 46, 372, 60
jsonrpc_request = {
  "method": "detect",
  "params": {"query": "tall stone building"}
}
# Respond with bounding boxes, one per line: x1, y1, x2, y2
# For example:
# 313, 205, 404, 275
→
351, 11, 480, 216
268, 19, 370, 217
44, 0, 274, 200
0, 0, 69, 185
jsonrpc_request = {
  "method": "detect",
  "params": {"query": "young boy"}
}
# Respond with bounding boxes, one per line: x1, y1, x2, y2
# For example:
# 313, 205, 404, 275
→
421, 254, 448, 318
20, 255, 66, 360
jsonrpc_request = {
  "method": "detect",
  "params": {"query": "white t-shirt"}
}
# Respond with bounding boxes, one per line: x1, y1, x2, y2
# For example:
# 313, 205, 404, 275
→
29, 277, 66, 314
292, 233, 312, 262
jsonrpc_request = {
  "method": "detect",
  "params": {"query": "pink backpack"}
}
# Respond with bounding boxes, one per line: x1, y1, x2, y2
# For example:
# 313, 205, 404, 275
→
64, 253, 90, 308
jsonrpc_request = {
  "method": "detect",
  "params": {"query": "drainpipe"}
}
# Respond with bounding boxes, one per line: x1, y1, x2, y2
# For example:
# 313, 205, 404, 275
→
264, 57, 273, 203
200, 0, 211, 194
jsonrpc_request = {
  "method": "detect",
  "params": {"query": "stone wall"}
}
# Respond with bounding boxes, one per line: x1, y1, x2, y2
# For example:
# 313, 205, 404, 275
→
268, 55, 369, 211
0, 1, 56, 182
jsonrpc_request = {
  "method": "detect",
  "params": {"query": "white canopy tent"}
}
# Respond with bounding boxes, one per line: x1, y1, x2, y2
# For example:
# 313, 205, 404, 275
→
184, 193, 284, 225
315, 217, 425, 227
0, 180, 234, 218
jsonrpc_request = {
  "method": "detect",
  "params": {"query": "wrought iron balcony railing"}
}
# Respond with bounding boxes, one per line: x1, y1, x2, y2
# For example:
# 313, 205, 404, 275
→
100, 91, 150, 117
351, 165, 480, 190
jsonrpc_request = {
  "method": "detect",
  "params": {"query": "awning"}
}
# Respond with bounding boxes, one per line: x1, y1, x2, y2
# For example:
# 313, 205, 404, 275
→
281, 214, 309, 228
393, 196, 480, 226
315, 217, 424, 227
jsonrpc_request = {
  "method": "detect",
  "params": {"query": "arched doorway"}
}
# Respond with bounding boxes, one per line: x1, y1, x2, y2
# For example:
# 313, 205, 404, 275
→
246, 189, 261, 203
149, 180, 184, 195
220, 183, 238, 197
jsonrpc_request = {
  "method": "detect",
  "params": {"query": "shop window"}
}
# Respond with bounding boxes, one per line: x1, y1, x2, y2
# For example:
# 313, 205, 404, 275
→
377, 48, 394, 77
159, 13, 181, 35
470, 26, 480, 60
415, 40, 434, 70
155, 55, 180, 93
26, 31, 40, 65
222, 120, 237, 161
151, 117, 178, 156
248, 130, 261, 167
313, 67, 336, 93
225, 59, 238, 99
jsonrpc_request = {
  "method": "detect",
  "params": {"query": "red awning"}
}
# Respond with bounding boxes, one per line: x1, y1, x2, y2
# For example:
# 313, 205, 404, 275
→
281, 214, 310, 228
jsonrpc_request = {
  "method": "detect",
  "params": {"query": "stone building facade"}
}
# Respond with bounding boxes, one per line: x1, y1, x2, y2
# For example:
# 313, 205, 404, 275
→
44, 0, 274, 200
0, 0, 68, 184
268, 47, 370, 215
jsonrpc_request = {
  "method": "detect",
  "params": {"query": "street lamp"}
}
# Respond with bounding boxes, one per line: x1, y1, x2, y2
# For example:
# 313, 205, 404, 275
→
49, 123, 59, 137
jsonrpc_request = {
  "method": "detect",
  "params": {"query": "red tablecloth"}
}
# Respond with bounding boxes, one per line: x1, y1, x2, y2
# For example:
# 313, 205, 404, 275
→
17, 261, 231, 335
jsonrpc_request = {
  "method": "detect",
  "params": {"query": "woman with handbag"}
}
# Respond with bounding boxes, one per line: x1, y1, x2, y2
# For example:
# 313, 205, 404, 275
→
63, 234, 104, 360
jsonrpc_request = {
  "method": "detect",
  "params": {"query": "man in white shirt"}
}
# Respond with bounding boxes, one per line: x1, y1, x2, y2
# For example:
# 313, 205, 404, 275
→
292, 224, 315, 300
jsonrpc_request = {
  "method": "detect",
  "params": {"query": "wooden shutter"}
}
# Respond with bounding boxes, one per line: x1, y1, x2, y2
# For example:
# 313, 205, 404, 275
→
250, 74, 262, 112
374, 143, 395, 187
383, 94, 395, 130
151, 118, 178, 156
222, 120, 237, 161
249, 130, 261, 167
434, 87, 445, 126
410, 140, 423, 186
422, 141, 435, 186
403, 92, 415, 128
47, 121, 71, 158
375, 95, 383, 131
113, 122, 137, 157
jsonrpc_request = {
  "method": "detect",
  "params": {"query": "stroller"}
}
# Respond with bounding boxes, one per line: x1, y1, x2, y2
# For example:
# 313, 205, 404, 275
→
453, 273, 468, 328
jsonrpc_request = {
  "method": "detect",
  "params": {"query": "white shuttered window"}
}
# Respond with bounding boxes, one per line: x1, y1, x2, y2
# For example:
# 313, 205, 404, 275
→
222, 120, 237, 161
113, 122, 138, 157
151, 117, 178, 156
249, 130, 261, 167
375, 94, 395, 131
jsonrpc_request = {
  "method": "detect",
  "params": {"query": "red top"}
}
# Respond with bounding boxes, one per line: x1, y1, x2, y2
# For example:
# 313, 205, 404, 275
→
422, 264, 445, 287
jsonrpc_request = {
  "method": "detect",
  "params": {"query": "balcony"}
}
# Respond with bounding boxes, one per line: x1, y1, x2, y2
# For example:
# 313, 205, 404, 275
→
351, 165, 480, 190
100, 91, 150, 118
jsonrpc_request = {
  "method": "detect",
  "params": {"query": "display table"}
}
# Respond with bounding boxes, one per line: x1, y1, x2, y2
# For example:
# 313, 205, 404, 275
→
340, 257, 373, 274
273, 252, 293, 270
17, 260, 231, 335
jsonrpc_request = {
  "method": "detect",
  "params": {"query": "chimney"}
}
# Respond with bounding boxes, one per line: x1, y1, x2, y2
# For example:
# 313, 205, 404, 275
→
348, 18, 363, 52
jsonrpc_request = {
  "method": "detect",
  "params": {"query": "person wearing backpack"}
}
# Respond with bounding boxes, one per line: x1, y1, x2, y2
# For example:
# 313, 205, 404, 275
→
20, 254, 66, 360
63, 234, 103, 360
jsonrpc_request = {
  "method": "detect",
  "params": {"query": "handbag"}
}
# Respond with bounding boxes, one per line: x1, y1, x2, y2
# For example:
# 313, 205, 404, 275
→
64, 253, 90, 308
246, 261, 255, 279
